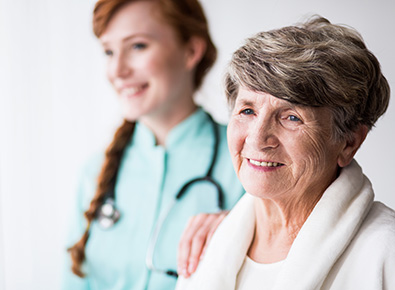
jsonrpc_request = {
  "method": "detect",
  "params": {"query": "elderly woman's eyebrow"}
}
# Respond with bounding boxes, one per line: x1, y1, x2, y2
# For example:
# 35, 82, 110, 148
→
236, 97, 301, 110
273, 99, 303, 111
236, 99, 254, 107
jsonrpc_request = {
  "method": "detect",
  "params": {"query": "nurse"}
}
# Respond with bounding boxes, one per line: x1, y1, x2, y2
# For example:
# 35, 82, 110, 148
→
62, 0, 243, 289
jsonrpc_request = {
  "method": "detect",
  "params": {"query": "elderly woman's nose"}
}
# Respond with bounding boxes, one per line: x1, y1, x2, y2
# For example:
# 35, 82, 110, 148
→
245, 118, 279, 150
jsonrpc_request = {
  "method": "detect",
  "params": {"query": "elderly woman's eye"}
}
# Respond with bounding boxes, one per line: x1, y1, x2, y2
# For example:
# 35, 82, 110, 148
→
289, 115, 301, 122
241, 108, 254, 115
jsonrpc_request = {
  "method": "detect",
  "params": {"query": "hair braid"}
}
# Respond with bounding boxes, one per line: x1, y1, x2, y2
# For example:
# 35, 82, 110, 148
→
68, 120, 135, 277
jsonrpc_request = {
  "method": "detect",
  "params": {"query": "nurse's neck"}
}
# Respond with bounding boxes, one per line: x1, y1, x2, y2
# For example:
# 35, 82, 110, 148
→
141, 102, 198, 147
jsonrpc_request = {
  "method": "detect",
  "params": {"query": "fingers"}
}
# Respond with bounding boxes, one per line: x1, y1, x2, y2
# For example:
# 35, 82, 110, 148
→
177, 214, 207, 278
186, 214, 218, 275
201, 212, 227, 256
177, 211, 229, 278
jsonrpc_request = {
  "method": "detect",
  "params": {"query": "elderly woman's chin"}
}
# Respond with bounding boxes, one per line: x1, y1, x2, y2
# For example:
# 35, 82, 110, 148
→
239, 171, 290, 200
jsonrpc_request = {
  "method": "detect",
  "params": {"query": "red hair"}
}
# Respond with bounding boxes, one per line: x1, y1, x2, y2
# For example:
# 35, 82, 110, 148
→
68, 0, 217, 277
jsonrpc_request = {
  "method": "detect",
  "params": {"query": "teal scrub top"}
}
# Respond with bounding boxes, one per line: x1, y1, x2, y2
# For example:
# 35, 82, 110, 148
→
62, 109, 244, 290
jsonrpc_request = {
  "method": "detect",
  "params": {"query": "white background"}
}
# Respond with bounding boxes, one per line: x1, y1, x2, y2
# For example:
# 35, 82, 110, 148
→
0, 0, 394, 289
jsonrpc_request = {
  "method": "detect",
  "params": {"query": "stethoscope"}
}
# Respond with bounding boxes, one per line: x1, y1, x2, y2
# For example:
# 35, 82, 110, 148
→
96, 113, 225, 278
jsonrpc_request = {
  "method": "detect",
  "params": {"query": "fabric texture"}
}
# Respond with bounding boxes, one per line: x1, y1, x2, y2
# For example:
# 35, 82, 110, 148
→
62, 109, 244, 290
235, 257, 283, 289
176, 160, 395, 290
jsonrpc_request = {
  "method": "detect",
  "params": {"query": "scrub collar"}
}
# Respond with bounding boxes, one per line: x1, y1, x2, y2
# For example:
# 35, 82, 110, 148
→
132, 108, 209, 149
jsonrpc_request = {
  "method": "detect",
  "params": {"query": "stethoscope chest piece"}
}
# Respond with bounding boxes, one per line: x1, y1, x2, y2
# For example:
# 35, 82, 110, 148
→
97, 198, 121, 229
95, 114, 224, 277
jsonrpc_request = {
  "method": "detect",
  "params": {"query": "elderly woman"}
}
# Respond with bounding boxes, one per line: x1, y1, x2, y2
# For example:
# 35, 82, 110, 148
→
176, 16, 395, 289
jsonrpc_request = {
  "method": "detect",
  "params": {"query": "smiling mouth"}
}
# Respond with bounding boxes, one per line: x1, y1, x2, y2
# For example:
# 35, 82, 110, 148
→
121, 84, 148, 97
248, 159, 284, 167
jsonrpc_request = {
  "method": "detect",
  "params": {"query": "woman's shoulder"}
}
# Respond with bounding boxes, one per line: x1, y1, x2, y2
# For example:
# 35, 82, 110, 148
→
367, 202, 395, 224
357, 201, 395, 249
364, 202, 395, 234
326, 201, 395, 289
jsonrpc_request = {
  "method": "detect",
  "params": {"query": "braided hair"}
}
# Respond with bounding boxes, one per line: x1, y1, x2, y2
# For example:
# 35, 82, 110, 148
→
68, 0, 217, 277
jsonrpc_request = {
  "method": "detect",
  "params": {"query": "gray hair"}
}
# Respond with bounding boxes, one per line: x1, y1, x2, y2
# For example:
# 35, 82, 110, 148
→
225, 16, 390, 141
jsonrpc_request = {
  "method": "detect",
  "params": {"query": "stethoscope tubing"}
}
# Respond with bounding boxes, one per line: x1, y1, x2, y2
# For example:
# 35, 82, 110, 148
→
145, 199, 177, 273
145, 176, 224, 278
175, 176, 224, 208
96, 113, 224, 278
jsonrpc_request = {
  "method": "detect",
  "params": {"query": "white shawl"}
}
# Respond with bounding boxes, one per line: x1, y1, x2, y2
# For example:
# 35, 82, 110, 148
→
176, 160, 395, 289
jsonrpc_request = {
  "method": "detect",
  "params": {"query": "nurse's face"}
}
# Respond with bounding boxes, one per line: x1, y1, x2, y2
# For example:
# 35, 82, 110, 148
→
99, 1, 196, 122
227, 87, 348, 202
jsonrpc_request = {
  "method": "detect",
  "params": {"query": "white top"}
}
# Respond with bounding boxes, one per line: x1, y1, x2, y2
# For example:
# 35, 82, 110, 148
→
236, 256, 284, 289
176, 160, 395, 290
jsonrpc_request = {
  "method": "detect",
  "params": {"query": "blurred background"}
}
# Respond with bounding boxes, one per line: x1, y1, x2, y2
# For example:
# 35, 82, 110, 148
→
0, 0, 394, 289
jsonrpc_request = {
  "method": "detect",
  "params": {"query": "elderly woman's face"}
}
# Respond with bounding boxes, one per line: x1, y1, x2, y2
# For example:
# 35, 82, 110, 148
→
227, 87, 347, 200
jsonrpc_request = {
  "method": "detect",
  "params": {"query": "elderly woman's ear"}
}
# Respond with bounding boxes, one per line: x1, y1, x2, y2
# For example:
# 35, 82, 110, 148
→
337, 125, 369, 167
